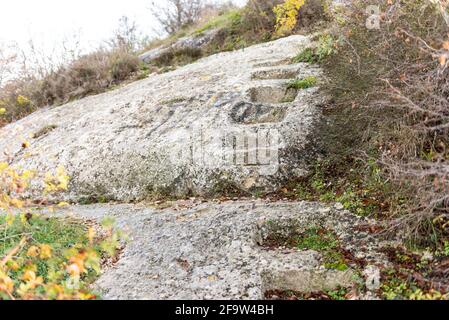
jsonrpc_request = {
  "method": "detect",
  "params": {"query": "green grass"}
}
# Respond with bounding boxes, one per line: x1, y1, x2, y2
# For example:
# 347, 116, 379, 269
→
326, 287, 349, 300
287, 76, 317, 90
194, 9, 243, 35
160, 97, 187, 105
289, 159, 390, 218
315, 34, 336, 62
296, 227, 336, 251
0, 214, 89, 280
0, 215, 88, 254
292, 48, 317, 64
379, 246, 449, 300
292, 34, 336, 64
296, 227, 349, 271
262, 223, 349, 271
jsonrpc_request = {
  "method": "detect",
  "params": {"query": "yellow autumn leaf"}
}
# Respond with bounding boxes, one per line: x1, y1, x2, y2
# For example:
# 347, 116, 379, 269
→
39, 244, 53, 259
88, 227, 96, 244
78, 292, 97, 300
22, 140, 30, 149
27, 246, 40, 258
207, 275, 218, 281
57, 201, 70, 207
273, 0, 305, 34
22, 270, 37, 282
0, 273, 14, 293
0, 162, 8, 171
16, 95, 31, 107
21, 169, 35, 180
67, 263, 81, 277
9, 198, 23, 208
5, 213, 15, 226
7, 260, 20, 271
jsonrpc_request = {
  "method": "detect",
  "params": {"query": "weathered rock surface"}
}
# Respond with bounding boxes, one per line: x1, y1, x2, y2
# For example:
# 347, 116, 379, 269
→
46, 200, 387, 300
0, 35, 323, 202
139, 29, 219, 64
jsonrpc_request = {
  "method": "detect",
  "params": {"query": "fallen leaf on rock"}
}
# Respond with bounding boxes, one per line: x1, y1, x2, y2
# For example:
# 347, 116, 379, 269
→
207, 275, 218, 282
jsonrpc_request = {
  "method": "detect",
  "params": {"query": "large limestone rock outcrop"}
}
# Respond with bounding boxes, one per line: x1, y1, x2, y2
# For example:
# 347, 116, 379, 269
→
0, 35, 323, 202
47, 200, 386, 300
139, 29, 219, 64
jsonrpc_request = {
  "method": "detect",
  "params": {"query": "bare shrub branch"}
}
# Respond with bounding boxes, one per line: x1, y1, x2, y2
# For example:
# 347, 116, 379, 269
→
149, 0, 204, 35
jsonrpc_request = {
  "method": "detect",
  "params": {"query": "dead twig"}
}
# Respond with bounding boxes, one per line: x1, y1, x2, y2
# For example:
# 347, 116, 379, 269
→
0, 236, 28, 267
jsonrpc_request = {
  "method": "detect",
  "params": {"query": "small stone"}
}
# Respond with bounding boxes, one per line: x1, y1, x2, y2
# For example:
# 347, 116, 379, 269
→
247, 287, 259, 298
421, 251, 434, 262
364, 265, 381, 291
334, 203, 345, 210
230, 287, 240, 295
319, 207, 331, 214
355, 252, 366, 259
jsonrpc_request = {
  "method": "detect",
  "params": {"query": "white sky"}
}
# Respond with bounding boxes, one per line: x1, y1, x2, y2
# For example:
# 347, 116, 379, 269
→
0, 0, 247, 55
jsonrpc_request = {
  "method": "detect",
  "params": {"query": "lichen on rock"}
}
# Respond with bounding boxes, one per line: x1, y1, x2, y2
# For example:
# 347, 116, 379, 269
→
0, 35, 323, 202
